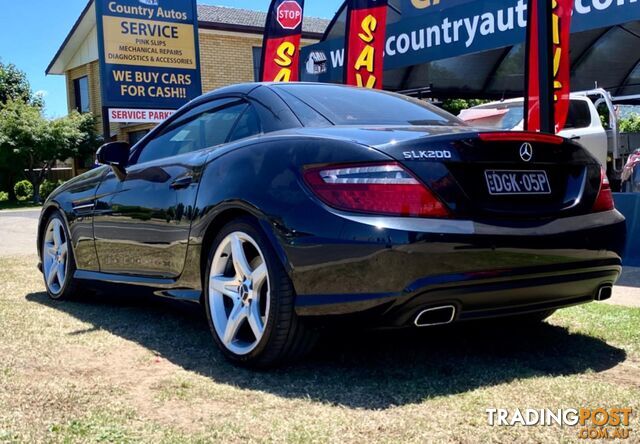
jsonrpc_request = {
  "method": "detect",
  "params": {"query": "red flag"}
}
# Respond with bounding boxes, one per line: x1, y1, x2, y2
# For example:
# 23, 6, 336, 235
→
551, 0, 573, 133
260, 0, 305, 82
525, 0, 573, 133
344, 0, 388, 89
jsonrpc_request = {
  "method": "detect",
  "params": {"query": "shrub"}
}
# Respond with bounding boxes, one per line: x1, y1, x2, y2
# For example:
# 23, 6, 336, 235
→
39, 180, 64, 201
13, 180, 33, 201
0, 191, 8, 202
619, 114, 640, 133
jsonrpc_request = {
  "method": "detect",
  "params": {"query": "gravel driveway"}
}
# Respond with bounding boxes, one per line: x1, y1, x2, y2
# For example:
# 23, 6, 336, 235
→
0, 209, 39, 258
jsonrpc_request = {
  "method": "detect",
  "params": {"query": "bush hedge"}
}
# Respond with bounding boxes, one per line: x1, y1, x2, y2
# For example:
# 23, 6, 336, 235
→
13, 180, 33, 201
39, 180, 64, 201
620, 114, 640, 133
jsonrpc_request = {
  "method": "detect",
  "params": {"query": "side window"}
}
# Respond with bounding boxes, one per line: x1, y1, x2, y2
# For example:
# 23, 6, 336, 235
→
228, 105, 262, 142
565, 100, 592, 129
202, 103, 249, 147
134, 99, 248, 165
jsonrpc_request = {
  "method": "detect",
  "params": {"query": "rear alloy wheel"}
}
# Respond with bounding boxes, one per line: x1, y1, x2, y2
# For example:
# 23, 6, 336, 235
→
204, 218, 317, 367
42, 212, 82, 300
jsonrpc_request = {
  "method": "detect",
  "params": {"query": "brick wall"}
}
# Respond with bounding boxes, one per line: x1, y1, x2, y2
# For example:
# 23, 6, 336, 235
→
199, 30, 263, 92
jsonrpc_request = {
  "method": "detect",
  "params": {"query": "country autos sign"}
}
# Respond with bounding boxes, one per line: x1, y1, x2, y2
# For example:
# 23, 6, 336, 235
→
95, 0, 202, 116
301, 0, 640, 83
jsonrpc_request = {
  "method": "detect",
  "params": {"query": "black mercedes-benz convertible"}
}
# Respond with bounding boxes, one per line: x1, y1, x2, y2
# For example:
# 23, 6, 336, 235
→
38, 83, 626, 367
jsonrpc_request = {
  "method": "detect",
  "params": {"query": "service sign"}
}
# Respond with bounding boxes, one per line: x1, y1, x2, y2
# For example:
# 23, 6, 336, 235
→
108, 108, 176, 123
96, 0, 202, 113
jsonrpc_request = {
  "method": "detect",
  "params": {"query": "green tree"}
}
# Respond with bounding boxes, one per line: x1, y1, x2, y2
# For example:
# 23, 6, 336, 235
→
0, 61, 43, 200
620, 114, 640, 133
440, 98, 490, 116
0, 61, 43, 107
0, 100, 100, 203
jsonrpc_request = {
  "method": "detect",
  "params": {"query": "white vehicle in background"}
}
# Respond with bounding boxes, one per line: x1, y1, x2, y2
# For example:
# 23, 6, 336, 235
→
460, 95, 608, 167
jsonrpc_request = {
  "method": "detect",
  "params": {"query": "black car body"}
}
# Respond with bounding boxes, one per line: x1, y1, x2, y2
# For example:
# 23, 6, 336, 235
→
37, 83, 626, 366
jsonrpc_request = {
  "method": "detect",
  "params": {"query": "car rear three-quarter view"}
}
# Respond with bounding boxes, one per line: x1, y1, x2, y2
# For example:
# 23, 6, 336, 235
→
37, 83, 627, 368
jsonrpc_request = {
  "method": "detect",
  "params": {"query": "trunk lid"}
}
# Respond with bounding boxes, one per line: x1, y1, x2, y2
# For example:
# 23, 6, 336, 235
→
281, 125, 602, 220
374, 128, 602, 220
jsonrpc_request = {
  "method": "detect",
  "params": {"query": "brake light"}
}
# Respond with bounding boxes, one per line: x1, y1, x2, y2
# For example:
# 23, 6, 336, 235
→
592, 168, 615, 213
303, 162, 450, 218
478, 132, 564, 145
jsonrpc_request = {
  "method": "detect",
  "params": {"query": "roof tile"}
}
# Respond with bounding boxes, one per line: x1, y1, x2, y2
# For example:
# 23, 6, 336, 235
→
197, 4, 329, 35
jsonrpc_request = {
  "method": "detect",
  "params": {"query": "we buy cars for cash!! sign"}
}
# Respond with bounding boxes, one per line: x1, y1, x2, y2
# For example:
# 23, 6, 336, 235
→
96, 0, 202, 123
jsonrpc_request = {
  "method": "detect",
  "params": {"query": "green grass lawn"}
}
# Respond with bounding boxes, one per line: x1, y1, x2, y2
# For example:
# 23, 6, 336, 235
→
0, 255, 638, 443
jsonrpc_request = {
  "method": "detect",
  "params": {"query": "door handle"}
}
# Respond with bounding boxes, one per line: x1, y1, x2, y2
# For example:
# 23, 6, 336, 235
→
170, 176, 193, 190
570, 135, 581, 140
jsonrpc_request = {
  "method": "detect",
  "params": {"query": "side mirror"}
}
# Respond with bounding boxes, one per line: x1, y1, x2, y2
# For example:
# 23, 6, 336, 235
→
97, 142, 130, 180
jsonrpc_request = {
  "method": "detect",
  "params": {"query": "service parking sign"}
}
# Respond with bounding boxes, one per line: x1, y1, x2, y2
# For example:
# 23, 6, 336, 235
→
277, 1, 303, 30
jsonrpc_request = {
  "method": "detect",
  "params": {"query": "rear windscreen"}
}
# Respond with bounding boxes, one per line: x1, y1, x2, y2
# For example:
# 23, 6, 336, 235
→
275, 84, 463, 127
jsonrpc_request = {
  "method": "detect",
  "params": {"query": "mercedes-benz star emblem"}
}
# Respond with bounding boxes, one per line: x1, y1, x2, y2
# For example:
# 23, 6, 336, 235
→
520, 142, 533, 162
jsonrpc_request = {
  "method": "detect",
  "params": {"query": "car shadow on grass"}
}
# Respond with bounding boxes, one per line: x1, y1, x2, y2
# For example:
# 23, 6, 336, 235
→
27, 291, 626, 410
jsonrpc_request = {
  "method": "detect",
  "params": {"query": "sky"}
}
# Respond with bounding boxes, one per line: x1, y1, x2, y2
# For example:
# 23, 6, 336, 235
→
0, 1, 343, 118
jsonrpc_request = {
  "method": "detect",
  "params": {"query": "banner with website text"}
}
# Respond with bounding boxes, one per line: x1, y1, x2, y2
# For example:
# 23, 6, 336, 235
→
344, 0, 388, 89
95, 0, 202, 123
301, 0, 640, 83
260, 0, 305, 82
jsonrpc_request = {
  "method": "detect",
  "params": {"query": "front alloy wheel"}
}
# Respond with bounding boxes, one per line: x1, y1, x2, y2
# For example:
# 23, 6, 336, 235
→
43, 217, 69, 296
204, 218, 317, 367
41, 212, 83, 300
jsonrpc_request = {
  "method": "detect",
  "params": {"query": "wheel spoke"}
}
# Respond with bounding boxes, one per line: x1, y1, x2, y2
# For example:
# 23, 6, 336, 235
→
59, 243, 68, 258
231, 234, 252, 278
223, 301, 246, 345
56, 263, 65, 286
46, 266, 57, 286
251, 262, 268, 290
52, 221, 62, 247
45, 245, 57, 258
247, 302, 264, 339
210, 275, 239, 298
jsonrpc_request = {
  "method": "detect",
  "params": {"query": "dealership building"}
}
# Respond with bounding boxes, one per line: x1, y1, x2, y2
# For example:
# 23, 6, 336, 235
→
47, 2, 328, 172
48, 0, 640, 175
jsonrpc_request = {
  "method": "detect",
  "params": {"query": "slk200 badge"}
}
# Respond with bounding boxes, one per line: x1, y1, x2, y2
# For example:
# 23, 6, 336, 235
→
403, 150, 453, 160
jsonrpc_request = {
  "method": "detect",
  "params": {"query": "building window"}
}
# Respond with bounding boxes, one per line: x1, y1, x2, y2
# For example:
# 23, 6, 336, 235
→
128, 130, 150, 146
73, 76, 90, 113
252, 47, 262, 82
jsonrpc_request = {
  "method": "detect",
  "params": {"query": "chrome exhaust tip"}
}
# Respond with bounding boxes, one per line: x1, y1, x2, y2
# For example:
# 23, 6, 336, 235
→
596, 285, 613, 301
414, 305, 456, 327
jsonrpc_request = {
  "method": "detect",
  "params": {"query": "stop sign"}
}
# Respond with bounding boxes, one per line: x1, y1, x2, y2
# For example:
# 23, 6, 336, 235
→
277, 1, 303, 30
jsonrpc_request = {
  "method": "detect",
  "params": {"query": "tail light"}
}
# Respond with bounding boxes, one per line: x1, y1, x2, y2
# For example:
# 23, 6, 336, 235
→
592, 168, 615, 213
303, 162, 450, 218
478, 132, 564, 145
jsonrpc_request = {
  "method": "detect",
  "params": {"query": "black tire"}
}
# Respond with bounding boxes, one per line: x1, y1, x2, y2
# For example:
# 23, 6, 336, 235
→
41, 211, 85, 300
203, 217, 318, 368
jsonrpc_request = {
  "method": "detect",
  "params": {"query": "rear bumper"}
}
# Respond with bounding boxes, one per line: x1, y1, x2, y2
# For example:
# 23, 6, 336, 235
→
295, 259, 620, 325
290, 210, 626, 326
